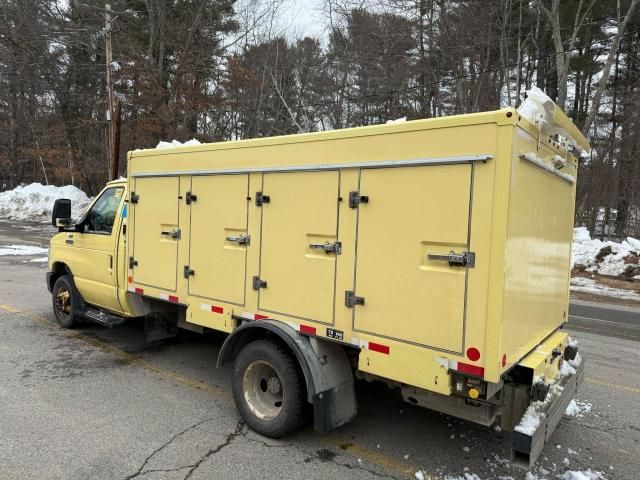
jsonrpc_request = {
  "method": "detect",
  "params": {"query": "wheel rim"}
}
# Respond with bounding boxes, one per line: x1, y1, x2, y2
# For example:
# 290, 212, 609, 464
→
55, 287, 71, 317
243, 360, 284, 420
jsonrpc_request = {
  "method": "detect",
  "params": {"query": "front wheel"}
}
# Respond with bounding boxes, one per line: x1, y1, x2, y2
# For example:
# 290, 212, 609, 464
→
52, 275, 79, 328
231, 339, 307, 438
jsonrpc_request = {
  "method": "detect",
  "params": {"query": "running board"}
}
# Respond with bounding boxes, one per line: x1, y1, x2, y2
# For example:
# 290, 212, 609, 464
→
79, 307, 126, 328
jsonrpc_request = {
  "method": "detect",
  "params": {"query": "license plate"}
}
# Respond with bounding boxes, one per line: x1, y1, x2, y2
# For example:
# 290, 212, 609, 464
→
326, 328, 344, 341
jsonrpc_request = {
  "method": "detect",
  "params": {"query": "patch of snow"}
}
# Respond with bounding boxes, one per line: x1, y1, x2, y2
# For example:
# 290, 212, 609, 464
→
444, 474, 481, 480
525, 473, 539, 480
28, 257, 49, 263
558, 470, 606, 480
514, 405, 542, 435
573, 227, 591, 243
0, 245, 48, 256
627, 236, 640, 250
386, 117, 407, 124
403, 454, 410, 460
415, 471, 425, 480
155, 138, 201, 149
461, 446, 470, 452
559, 359, 577, 378
568, 352, 582, 369
0, 183, 90, 223
570, 277, 640, 301
565, 399, 592, 418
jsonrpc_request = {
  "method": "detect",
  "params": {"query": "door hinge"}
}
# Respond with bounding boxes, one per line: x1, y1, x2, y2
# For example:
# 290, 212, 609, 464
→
255, 191, 270, 206
184, 265, 195, 278
186, 191, 198, 204
130, 192, 139, 204
309, 241, 342, 254
129, 257, 138, 269
427, 250, 476, 268
345, 290, 365, 308
349, 191, 369, 208
252, 276, 267, 290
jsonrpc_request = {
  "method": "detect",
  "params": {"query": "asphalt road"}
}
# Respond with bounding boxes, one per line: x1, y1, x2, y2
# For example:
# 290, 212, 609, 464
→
568, 300, 640, 341
0, 222, 639, 480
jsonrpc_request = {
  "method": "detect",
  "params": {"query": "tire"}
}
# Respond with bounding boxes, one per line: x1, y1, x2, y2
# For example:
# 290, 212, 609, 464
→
52, 275, 79, 328
231, 339, 307, 438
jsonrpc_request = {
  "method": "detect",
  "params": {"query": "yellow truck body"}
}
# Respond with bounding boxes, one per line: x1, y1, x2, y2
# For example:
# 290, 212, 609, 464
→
48, 104, 588, 467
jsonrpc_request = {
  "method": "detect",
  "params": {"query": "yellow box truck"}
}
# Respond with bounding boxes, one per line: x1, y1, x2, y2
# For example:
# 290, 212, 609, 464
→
46, 94, 588, 467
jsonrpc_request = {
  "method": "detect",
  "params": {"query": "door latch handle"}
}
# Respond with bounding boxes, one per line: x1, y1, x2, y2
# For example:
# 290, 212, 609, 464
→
427, 250, 475, 267
226, 234, 250, 246
161, 228, 181, 240
309, 241, 342, 254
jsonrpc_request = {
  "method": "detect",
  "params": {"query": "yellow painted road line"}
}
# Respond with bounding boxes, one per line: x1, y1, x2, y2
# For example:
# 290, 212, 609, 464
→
586, 378, 640, 395
0, 303, 427, 479
322, 434, 423, 478
0, 304, 231, 401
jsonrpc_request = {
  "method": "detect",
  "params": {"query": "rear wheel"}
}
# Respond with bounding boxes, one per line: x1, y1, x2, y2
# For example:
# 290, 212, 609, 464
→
231, 339, 306, 438
52, 275, 79, 328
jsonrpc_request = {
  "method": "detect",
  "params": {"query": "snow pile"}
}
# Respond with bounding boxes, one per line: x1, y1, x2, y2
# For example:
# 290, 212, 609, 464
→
570, 277, 640, 301
572, 227, 639, 278
0, 183, 90, 222
565, 399, 592, 418
558, 470, 606, 480
155, 139, 201, 149
0, 244, 47, 256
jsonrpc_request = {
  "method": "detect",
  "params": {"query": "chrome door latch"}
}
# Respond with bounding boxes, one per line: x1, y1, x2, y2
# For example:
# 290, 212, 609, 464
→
427, 251, 475, 268
161, 228, 181, 240
309, 241, 342, 254
226, 234, 251, 246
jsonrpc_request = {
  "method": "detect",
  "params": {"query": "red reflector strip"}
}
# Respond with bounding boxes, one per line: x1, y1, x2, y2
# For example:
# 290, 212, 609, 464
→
368, 342, 390, 355
299, 324, 316, 335
211, 306, 224, 314
254, 314, 269, 320
457, 362, 484, 378
134, 287, 144, 295
168, 295, 179, 303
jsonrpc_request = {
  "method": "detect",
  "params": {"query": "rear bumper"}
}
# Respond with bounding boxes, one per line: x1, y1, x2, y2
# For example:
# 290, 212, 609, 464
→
511, 355, 584, 468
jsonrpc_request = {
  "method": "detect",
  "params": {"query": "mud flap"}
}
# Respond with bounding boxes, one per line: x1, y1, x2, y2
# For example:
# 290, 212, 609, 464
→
511, 359, 585, 468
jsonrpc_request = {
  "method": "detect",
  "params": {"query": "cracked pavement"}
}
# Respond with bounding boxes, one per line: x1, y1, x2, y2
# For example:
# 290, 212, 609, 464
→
1, 222, 639, 479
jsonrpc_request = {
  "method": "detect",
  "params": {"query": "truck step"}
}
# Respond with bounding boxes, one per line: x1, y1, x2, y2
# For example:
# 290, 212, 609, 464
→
79, 308, 126, 328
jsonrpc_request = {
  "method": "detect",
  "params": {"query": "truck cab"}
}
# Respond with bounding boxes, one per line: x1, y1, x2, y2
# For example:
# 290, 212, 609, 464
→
47, 179, 137, 326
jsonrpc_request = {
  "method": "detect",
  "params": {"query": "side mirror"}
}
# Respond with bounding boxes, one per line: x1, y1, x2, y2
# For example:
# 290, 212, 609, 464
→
52, 199, 72, 227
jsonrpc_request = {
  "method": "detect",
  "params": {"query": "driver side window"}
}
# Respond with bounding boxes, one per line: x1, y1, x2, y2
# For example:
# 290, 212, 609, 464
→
86, 187, 124, 234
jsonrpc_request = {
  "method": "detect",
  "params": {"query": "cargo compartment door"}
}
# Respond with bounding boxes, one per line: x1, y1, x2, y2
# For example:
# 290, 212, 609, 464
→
131, 176, 180, 291
258, 171, 340, 324
353, 164, 472, 353
188, 175, 249, 305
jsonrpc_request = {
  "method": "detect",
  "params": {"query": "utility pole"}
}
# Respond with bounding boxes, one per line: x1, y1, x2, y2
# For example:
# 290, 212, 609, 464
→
105, 3, 120, 180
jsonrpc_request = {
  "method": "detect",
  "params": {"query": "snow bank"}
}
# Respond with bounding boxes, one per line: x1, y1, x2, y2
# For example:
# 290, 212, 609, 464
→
0, 244, 47, 256
570, 277, 640, 301
155, 139, 201, 149
572, 227, 639, 278
0, 183, 90, 223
